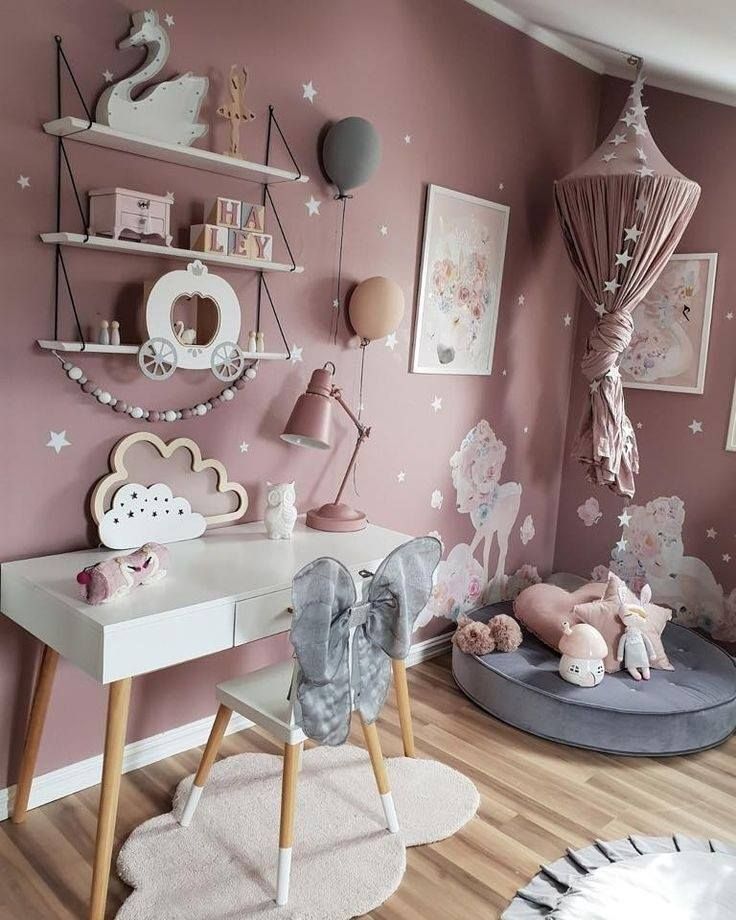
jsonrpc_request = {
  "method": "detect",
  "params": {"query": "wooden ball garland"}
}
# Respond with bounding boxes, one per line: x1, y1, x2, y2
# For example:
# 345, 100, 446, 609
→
53, 352, 258, 421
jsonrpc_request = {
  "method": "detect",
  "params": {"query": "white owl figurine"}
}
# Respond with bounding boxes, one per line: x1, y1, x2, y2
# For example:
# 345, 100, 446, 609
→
264, 481, 297, 540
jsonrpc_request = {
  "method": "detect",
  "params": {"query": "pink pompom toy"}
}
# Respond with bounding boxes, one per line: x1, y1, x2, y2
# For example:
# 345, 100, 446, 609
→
76, 542, 169, 605
453, 612, 524, 656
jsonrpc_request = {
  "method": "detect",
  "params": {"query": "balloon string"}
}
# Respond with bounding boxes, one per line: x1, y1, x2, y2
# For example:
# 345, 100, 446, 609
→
332, 196, 349, 344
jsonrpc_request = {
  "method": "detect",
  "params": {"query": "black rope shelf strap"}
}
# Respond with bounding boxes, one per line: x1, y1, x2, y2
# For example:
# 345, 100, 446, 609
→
53, 35, 93, 346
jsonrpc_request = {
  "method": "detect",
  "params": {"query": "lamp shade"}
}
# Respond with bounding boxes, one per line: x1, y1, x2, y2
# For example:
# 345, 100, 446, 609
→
348, 276, 404, 341
280, 366, 333, 450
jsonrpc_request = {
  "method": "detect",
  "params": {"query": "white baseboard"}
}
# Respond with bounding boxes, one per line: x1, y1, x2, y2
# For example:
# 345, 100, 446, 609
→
0, 633, 450, 822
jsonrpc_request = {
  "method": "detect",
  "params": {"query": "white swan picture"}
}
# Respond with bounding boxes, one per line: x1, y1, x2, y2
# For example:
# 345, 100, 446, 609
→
96, 9, 209, 147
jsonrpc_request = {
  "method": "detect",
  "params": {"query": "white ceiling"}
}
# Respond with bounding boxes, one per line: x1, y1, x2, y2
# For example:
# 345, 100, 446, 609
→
468, 0, 736, 107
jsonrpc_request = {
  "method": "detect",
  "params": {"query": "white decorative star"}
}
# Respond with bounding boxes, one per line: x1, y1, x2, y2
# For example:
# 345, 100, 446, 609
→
164, 13, 175, 26
706, 527, 717, 540
688, 419, 703, 434
616, 537, 628, 554
498, 182, 505, 191
165, 191, 175, 202
633, 123, 648, 137
636, 165, 654, 178
630, 102, 649, 119
610, 133, 627, 146
615, 249, 633, 267
602, 152, 617, 163
430, 489, 443, 511
523, 425, 529, 434
239, 442, 249, 453
621, 111, 638, 127
379, 224, 388, 236
618, 509, 632, 527
385, 332, 397, 351
332, 298, 339, 310
624, 225, 643, 243
631, 75, 646, 97
431, 396, 442, 413
563, 313, 572, 327
290, 344, 303, 363
302, 81, 317, 103
305, 196, 321, 216
16, 175, 30, 189
594, 302, 606, 317
46, 430, 70, 454
501, 369, 507, 376
590, 379, 600, 393
636, 421, 643, 430
397, 470, 406, 483
102, 69, 114, 83
726, 312, 734, 320
636, 146, 648, 162
404, 134, 411, 144
603, 278, 621, 294
517, 294, 525, 306
724, 554, 732, 563
635, 196, 648, 214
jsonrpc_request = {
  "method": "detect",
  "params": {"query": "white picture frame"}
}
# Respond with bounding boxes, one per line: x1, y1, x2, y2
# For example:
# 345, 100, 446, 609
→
411, 184, 509, 376
621, 252, 717, 395
726, 380, 736, 452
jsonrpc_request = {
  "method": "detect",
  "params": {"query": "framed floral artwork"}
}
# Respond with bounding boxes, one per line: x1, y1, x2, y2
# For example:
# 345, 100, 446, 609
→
411, 185, 510, 375
726, 380, 736, 452
621, 252, 717, 394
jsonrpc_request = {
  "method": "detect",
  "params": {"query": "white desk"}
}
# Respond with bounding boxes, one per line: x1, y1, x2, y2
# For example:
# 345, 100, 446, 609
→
0, 519, 411, 920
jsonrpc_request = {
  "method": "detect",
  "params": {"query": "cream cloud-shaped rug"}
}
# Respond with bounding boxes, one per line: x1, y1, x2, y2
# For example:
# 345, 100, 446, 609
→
116, 745, 479, 919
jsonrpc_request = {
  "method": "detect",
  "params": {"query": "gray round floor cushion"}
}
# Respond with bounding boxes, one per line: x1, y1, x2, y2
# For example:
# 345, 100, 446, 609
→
452, 602, 736, 756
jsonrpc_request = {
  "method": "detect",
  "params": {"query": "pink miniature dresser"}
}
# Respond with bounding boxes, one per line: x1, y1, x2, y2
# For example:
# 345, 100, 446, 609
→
88, 188, 173, 246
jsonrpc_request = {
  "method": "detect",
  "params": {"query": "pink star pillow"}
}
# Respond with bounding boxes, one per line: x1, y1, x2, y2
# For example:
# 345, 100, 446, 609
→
573, 572, 674, 673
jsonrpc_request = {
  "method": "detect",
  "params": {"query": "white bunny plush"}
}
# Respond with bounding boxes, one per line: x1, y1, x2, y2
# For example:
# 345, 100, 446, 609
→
264, 481, 297, 540
616, 584, 657, 680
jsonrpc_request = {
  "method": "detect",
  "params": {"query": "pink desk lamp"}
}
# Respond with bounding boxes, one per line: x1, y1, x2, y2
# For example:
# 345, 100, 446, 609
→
281, 362, 370, 532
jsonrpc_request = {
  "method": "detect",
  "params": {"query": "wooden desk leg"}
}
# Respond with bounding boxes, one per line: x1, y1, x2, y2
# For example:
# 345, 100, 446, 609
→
89, 678, 132, 920
392, 659, 415, 758
12, 645, 60, 824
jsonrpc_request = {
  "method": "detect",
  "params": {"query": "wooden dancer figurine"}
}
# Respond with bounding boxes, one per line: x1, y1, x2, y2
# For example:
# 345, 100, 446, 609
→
217, 65, 256, 158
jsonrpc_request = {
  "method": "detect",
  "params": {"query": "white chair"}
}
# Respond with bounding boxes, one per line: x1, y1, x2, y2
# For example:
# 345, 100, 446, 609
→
179, 537, 440, 907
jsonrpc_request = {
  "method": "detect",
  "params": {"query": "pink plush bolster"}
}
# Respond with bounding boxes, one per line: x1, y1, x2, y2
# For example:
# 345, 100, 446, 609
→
77, 542, 169, 605
513, 582, 605, 652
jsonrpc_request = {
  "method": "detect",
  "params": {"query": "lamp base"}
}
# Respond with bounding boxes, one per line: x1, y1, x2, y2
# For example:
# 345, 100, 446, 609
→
306, 502, 367, 532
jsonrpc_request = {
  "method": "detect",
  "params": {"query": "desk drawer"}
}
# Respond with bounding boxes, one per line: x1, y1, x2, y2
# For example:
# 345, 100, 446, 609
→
102, 601, 235, 683
234, 588, 293, 645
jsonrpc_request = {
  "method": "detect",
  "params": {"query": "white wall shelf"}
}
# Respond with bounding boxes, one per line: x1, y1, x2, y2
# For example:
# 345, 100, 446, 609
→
37, 340, 289, 360
43, 117, 310, 185
40, 232, 304, 274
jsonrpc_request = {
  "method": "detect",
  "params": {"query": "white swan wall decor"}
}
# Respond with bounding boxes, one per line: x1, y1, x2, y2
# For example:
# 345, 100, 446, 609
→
96, 9, 209, 147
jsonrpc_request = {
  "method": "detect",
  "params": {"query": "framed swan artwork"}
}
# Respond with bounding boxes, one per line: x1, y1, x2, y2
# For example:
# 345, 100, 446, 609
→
621, 252, 718, 395
411, 185, 509, 376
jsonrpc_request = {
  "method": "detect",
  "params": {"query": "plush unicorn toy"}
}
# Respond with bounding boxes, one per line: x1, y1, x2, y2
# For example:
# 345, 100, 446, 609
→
76, 542, 169, 605
616, 584, 657, 680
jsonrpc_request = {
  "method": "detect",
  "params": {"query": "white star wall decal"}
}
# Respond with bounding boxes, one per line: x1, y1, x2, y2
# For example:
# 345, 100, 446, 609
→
302, 81, 317, 103
385, 332, 397, 350
688, 419, 703, 434
239, 442, 249, 453
563, 313, 572, 327
706, 528, 717, 539
46, 430, 71, 454
397, 470, 406, 482
727, 312, 734, 320
305, 196, 321, 216
404, 134, 411, 144
517, 294, 525, 306
379, 224, 388, 236
498, 182, 504, 190
431, 396, 442, 412
290, 345, 303, 363
164, 13, 175, 26
724, 554, 732, 563
17, 175, 30, 189
102, 69, 114, 82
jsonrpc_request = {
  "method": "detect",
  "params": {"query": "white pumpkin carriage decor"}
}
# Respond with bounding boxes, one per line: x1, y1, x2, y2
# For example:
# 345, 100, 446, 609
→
138, 260, 247, 382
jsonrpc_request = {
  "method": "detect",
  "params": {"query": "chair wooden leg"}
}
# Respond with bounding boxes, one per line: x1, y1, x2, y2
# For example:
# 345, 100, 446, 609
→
276, 742, 302, 906
12, 645, 60, 824
179, 704, 232, 827
360, 716, 400, 834
392, 659, 415, 758
89, 677, 132, 920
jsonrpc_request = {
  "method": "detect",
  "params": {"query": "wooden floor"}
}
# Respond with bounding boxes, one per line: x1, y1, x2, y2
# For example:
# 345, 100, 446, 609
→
2, 652, 736, 919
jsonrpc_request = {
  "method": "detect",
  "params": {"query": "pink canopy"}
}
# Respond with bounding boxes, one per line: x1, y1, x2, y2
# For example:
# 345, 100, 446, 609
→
554, 75, 700, 497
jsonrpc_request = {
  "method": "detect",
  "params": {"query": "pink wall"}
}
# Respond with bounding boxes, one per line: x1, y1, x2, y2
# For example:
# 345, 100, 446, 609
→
0, 0, 599, 788
554, 77, 736, 639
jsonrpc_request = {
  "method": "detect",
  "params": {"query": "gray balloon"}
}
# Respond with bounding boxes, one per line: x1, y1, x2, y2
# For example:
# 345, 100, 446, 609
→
322, 117, 381, 196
